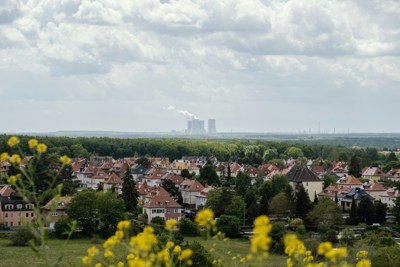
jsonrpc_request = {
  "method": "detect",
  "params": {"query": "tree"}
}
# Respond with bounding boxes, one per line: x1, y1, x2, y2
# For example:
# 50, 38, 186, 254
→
313, 192, 319, 206
199, 164, 219, 185
162, 179, 183, 205
285, 147, 304, 159
179, 218, 199, 236
348, 154, 362, 177
225, 195, 245, 221
357, 197, 375, 224
271, 175, 289, 197
68, 190, 99, 235
374, 201, 386, 224
205, 188, 233, 217
323, 175, 336, 189
270, 193, 290, 218
263, 149, 278, 162
180, 169, 190, 178
259, 181, 271, 215
96, 192, 125, 238
307, 198, 343, 226
386, 152, 398, 162
393, 197, 400, 223
216, 215, 241, 238
122, 168, 139, 212
187, 241, 213, 267
136, 157, 151, 169
348, 198, 358, 225
294, 185, 312, 220
235, 172, 251, 197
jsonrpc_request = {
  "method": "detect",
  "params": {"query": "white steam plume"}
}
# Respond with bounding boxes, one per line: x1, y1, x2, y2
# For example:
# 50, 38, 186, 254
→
167, 105, 198, 120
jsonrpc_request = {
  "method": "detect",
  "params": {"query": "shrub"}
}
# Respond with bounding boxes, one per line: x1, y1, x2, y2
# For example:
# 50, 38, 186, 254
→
373, 246, 400, 267
151, 216, 165, 225
179, 217, 199, 236
216, 215, 241, 238
10, 227, 34, 246
54, 217, 72, 239
269, 223, 287, 254
187, 241, 213, 267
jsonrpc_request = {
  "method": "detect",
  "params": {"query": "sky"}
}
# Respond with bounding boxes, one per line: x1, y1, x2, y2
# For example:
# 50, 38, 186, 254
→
1, 0, 399, 133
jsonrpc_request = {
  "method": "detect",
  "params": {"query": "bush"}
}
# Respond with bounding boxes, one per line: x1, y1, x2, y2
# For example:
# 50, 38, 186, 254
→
187, 241, 213, 267
269, 223, 287, 254
179, 218, 199, 236
373, 246, 400, 267
54, 217, 72, 239
216, 215, 241, 238
151, 217, 165, 225
10, 227, 34, 246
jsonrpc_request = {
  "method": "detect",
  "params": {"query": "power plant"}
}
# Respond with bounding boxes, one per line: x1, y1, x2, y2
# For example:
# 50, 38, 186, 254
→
186, 118, 217, 135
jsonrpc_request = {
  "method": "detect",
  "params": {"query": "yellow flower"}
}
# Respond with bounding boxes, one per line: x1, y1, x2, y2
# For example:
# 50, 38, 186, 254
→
195, 209, 215, 230
36, 143, 47, 154
325, 247, 347, 262
82, 256, 91, 265
117, 220, 131, 230
129, 226, 157, 252
173, 245, 182, 254
28, 139, 38, 149
7, 175, 19, 185
104, 235, 119, 249
87, 246, 99, 257
179, 249, 193, 260
95, 264, 103, 267
104, 249, 114, 258
7, 136, 20, 147
356, 250, 368, 260
165, 219, 177, 231
166, 241, 174, 249
0, 152, 9, 161
10, 154, 21, 165
356, 259, 371, 267
60, 155, 72, 165
317, 242, 333, 255
117, 261, 124, 267
115, 230, 124, 239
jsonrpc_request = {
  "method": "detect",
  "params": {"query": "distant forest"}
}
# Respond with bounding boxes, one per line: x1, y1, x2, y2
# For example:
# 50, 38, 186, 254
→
1, 135, 398, 167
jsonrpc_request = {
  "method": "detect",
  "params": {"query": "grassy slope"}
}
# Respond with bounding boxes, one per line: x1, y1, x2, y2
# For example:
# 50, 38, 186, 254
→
185, 236, 285, 267
0, 237, 286, 267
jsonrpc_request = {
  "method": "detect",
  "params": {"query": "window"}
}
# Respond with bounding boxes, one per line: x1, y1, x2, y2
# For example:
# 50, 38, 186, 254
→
26, 213, 29, 217
51, 212, 58, 216
5, 213, 8, 218
10, 213, 13, 218
31, 213, 34, 217
10, 222, 13, 226
16, 204, 22, 209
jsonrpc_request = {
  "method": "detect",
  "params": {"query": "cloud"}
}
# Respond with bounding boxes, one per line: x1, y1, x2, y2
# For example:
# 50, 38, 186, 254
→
1, 0, 400, 132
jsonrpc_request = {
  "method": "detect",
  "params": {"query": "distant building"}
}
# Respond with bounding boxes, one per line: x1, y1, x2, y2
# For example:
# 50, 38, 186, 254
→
208, 119, 216, 134
186, 119, 206, 135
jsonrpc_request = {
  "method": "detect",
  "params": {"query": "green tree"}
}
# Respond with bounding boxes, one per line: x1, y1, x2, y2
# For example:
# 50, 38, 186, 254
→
348, 198, 358, 225
307, 198, 343, 226
270, 193, 290, 218
235, 172, 251, 197
294, 185, 312, 220
96, 192, 125, 238
199, 164, 219, 185
225, 195, 245, 221
187, 242, 213, 267
162, 179, 183, 205
122, 168, 139, 212
386, 152, 398, 162
271, 175, 289, 197
179, 218, 199, 236
259, 181, 271, 215
136, 157, 151, 169
357, 197, 375, 224
285, 147, 304, 159
68, 190, 99, 235
374, 201, 386, 224
180, 169, 190, 178
393, 197, 400, 223
216, 215, 241, 238
348, 154, 362, 177
205, 188, 233, 217
263, 149, 278, 162
323, 175, 336, 189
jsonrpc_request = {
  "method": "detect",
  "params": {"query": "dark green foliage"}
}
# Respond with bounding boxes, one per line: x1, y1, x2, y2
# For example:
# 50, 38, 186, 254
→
372, 246, 400, 267
180, 169, 190, 178
308, 198, 343, 226
68, 190, 125, 237
179, 218, 199, 236
386, 152, 398, 162
187, 241, 214, 267
271, 175, 289, 196
234, 172, 251, 197
348, 198, 359, 225
269, 223, 287, 254
225, 195, 245, 221
216, 215, 241, 238
364, 231, 397, 247
348, 154, 362, 177
10, 227, 34, 246
374, 201, 386, 224
323, 175, 336, 189
161, 179, 183, 205
294, 185, 312, 220
150, 217, 165, 225
136, 158, 151, 169
122, 167, 139, 212
205, 187, 233, 217
199, 164, 219, 185
357, 198, 375, 224
54, 217, 73, 239
393, 197, 400, 223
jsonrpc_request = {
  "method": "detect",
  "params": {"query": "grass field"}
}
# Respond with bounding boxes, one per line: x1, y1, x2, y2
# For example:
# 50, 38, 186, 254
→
0, 236, 286, 267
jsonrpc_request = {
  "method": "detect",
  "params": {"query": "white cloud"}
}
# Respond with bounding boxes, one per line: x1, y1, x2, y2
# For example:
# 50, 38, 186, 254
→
1, 0, 399, 132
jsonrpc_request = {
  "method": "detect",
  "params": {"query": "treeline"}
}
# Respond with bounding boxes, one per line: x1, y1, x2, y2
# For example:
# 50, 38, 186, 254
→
0, 135, 398, 166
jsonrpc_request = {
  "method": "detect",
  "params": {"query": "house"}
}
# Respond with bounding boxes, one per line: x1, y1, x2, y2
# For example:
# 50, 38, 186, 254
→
287, 165, 323, 200
131, 165, 148, 182
383, 169, 400, 181
330, 162, 348, 178
41, 196, 72, 229
0, 191, 35, 228
362, 167, 384, 181
179, 179, 205, 207
143, 187, 182, 224
379, 188, 400, 208
144, 169, 167, 187
195, 186, 213, 209
103, 172, 123, 193
318, 185, 351, 203
341, 187, 374, 211
163, 172, 184, 186
337, 175, 363, 188
230, 163, 243, 178
363, 181, 387, 200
